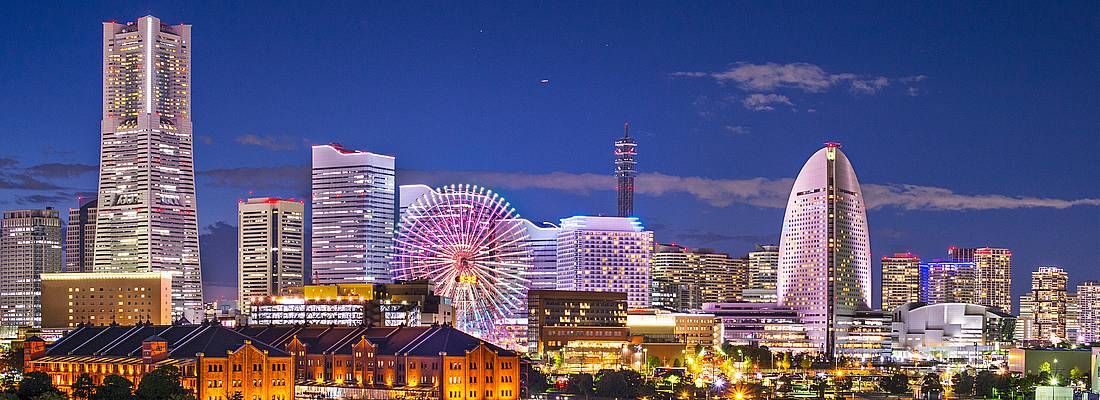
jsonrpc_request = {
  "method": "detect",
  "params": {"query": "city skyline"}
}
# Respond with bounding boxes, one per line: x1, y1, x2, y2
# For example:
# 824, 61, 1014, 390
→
0, 3, 1097, 304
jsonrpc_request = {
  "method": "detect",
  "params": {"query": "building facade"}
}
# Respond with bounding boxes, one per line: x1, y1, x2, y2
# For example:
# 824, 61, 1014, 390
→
626, 312, 717, 347
777, 143, 872, 356
238, 198, 305, 307
527, 290, 629, 371
702, 302, 815, 354
0, 208, 62, 327
881, 252, 924, 312
614, 122, 637, 217
651, 244, 744, 312
555, 216, 653, 309
925, 260, 978, 305
1029, 266, 1069, 343
891, 302, 1015, 363
248, 282, 453, 327
1078, 281, 1100, 344
948, 247, 1013, 313
94, 16, 203, 321
311, 143, 396, 284
40, 271, 174, 328
747, 244, 779, 295
64, 197, 97, 273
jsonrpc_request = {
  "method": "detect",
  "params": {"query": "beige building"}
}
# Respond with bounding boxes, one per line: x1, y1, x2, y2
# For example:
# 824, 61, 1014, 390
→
881, 252, 922, 312
1030, 266, 1068, 343
651, 244, 745, 312
949, 247, 1013, 313
1, 208, 62, 327
40, 272, 174, 328
238, 198, 305, 309
627, 312, 718, 347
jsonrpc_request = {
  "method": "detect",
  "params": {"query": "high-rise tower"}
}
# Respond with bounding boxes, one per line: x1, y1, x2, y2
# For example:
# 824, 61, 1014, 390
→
64, 197, 97, 273
947, 247, 1013, 313
1, 209, 62, 327
881, 252, 923, 312
238, 198, 305, 309
778, 143, 872, 357
93, 16, 202, 320
614, 122, 637, 217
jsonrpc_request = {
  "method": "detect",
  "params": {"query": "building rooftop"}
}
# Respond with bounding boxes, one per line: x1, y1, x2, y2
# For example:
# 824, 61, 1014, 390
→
235, 324, 514, 357
44, 323, 288, 358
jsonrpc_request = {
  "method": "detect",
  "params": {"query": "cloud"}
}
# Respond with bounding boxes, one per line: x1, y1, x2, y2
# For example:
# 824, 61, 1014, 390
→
673, 62, 920, 96
199, 165, 310, 193
13, 192, 73, 206
235, 134, 303, 151
724, 125, 750, 135
861, 184, 1100, 211
24, 163, 97, 178
672, 230, 777, 246
0, 157, 17, 168
741, 94, 793, 111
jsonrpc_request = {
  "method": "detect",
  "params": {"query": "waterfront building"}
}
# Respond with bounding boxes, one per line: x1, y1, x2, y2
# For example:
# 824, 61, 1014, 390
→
1030, 266, 1069, 343
925, 260, 978, 305
94, 16, 203, 320
948, 247, 1013, 313
777, 143, 872, 356
555, 216, 653, 309
238, 197, 305, 310
626, 312, 717, 347
837, 310, 891, 363
40, 272, 174, 328
1016, 293, 1035, 342
891, 302, 1015, 363
249, 282, 453, 326
527, 290, 629, 372
504, 219, 560, 293
1078, 281, 1100, 344
64, 198, 97, 273
24, 323, 293, 400
651, 244, 745, 312
701, 302, 816, 354
1, 208, 62, 327
747, 244, 779, 299
235, 325, 520, 400
311, 143, 396, 284
615, 122, 637, 217
881, 252, 924, 312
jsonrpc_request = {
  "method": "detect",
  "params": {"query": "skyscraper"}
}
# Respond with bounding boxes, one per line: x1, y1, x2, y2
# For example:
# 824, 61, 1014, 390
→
778, 143, 872, 356
238, 198, 305, 308
556, 216, 653, 309
94, 16, 203, 320
652, 243, 745, 312
1076, 281, 1100, 344
948, 247, 1013, 313
614, 122, 637, 217
506, 219, 561, 292
311, 144, 396, 284
1, 209, 62, 327
881, 252, 924, 312
64, 197, 97, 273
1029, 266, 1068, 343
925, 260, 977, 305
747, 244, 779, 290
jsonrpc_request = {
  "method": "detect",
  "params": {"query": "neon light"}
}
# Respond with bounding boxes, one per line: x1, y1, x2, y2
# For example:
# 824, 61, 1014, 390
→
145, 17, 154, 114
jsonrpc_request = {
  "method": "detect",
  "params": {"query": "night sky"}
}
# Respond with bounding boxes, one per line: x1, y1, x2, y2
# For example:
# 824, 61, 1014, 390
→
1, 2, 1097, 306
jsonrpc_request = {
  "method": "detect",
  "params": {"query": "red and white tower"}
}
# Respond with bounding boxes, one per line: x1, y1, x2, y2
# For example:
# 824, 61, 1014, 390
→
614, 122, 638, 217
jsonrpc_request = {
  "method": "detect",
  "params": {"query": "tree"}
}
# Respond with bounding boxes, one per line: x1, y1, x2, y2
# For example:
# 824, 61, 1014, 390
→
645, 355, 661, 370
952, 371, 975, 397
93, 375, 133, 400
31, 393, 65, 400
71, 374, 95, 400
594, 371, 630, 399
527, 368, 549, 395
0, 346, 23, 376
565, 373, 593, 397
879, 373, 910, 395
811, 376, 828, 398
920, 373, 943, 399
135, 366, 192, 400
17, 372, 58, 400
974, 371, 996, 398
1069, 367, 1088, 388
798, 355, 813, 371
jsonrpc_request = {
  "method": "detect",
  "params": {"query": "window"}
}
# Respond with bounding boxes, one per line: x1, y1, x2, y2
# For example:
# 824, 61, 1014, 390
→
232, 364, 242, 372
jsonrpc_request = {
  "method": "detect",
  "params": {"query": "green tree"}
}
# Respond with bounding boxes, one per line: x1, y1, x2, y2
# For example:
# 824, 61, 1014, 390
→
799, 355, 813, 371
974, 371, 996, 398
565, 373, 593, 397
594, 371, 630, 399
811, 376, 828, 398
135, 366, 192, 400
0, 346, 23, 375
31, 393, 66, 400
92, 375, 133, 400
527, 368, 549, 395
645, 355, 661, 370
17, 372, 58, 400
952, 371, 975, 397
0, 394, 18, 400
920, 373, 943, 399
1069, 367, 1088, 387
71, 374, 95, 400
1038, 362, 1052, 374
879, 373, 910, 395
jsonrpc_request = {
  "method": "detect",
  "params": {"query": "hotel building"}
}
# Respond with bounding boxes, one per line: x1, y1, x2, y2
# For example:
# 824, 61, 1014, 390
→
40, 271, 174, 328
925, 260, 978, 305
1029, 266, 1069, 343
747, 244, 779, 299
94, 16, 203, 320
777, 143, 872, 356
651, 244, 744, 312
702, 302, 815, 354
238, 197, 305, 308
64, 198, 97, 273
880, 252, 924, 312
312, 144, 396, 284
948, 247, 1013, 313
0, 208, 62, 327
556, 216, 653, 309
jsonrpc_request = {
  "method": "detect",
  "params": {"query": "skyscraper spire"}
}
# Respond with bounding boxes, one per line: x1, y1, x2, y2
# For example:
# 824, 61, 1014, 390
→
614, 122, 638, 217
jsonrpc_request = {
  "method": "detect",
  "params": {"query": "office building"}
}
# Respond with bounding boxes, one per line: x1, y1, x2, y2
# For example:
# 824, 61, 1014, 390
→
651, 244, 744, 312
891, 302, 1015, 363
881, 252, 924, 312
1066, 292, 1080, 344
1030, 266, 1069, 343
238, 197, 305, 307
527, 290, 629, 371
311, 143, 396, 284
1, 208, 62, 327
626, 312, 717, 347
556, 216, 653, 309
925, 260, 978, 305
40, 271, 174, 328
948, 247, 1013, 313
1078, 281, 1100, 344
505, 219, 560, 292
614, 122, 637, 217
747, 244, 779, 291
777, 143, 872, 356
248, 282, 454, 327
702, 302, 815, 353
24, 323, 293, 400
95, 16, 203, 320
64, 197, 97, 272
836, 310, 891, 363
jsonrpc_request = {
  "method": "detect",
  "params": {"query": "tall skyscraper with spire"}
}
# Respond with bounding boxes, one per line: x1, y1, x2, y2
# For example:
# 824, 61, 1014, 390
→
777, 143, 872, 357
614, 122, 637, 217
93, 16, 203, 320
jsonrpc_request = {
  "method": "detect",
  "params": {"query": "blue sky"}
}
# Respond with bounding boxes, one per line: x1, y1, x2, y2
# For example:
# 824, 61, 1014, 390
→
1, 1, 1097, 304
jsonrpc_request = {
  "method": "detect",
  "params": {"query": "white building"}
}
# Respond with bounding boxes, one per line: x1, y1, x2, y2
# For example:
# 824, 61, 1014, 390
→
507, 219, 560, 292
556, 216, 653, 309
747, 244, 779, 297
891, 302, 1015, 363
94, 16, 203, 320
311, 144, 396, 284
0, 209, 62, 327
702, 302, 816, 354
1077, 281, 1100, 344
778, 143, 872, 356
238, 198, 305, 308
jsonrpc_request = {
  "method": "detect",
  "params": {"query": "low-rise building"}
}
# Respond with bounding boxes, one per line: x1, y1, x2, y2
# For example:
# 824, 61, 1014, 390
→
40, 272, 175, 328
527, 290, 629, 373
626, 312, 717, 347
891, 302, 1015, 363
249, 282, 454, 327
701, 302, 815, 354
